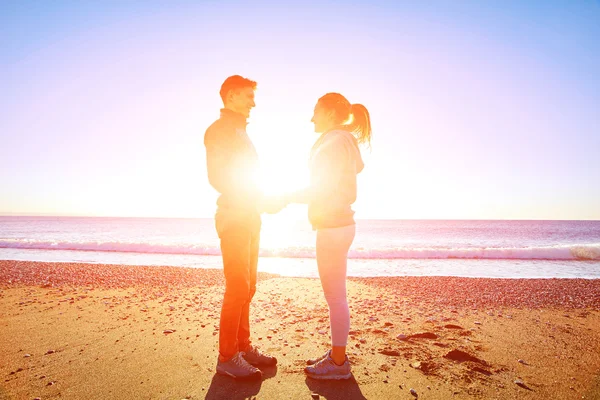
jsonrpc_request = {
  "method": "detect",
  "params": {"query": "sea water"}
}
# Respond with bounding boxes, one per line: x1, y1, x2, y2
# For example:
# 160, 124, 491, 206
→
1, 217, 599, 279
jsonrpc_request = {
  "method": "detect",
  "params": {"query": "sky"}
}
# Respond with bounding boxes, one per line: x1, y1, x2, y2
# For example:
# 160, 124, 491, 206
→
1, 0, 599, 220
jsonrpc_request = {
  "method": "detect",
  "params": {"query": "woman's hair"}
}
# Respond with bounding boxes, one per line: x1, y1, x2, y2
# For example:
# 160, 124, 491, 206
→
318, 92, 372, 146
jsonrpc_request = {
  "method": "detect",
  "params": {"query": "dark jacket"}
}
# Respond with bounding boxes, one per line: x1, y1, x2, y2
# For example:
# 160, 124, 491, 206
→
204, 109, 261, 218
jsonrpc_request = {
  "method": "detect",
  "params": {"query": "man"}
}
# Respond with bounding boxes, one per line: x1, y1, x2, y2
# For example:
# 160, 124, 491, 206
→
204, 75, 282, 379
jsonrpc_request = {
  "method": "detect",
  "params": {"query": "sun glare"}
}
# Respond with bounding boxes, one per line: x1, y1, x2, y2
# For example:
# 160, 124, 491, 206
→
258, 166, 305, 196
254, 129, 311, 197
248, 118, 316, 227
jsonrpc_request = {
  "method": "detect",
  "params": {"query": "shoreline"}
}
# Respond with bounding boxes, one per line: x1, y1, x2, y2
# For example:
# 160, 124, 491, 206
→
1, 260, 599, 399
2, 253, 600, 279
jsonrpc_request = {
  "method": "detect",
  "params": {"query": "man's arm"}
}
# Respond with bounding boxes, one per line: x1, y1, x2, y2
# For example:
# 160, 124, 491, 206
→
205, 138, 234, 195
205, 132, 263, 206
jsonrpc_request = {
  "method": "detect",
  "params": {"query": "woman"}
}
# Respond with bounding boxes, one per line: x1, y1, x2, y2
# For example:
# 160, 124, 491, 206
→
289, 92, 371, 380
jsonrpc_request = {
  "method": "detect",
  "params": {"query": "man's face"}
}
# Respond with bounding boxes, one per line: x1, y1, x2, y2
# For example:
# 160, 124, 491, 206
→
228, 86, 256, 118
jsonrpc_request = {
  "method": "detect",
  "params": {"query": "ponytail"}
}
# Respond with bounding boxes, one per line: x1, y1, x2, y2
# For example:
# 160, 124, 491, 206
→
318, 92, 372, 147
349, 103, 372, 147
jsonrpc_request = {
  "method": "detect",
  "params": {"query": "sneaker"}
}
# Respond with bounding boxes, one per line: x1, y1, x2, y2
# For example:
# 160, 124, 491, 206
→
307, 350, 330, 365
304, 352, 351, 380
216, 352, 262, 379
242, 344, 277, 366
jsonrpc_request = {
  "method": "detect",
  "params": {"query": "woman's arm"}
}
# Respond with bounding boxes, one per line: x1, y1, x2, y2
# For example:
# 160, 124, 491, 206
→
287, 134, 349, 204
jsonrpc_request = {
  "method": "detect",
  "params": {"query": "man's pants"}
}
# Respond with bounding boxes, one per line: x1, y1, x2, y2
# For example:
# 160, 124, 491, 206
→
215, 211, 261, 361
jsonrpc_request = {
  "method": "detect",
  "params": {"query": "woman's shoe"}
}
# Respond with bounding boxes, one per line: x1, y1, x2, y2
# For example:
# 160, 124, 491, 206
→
306, 350, 330, 365
304, 352, 351, 380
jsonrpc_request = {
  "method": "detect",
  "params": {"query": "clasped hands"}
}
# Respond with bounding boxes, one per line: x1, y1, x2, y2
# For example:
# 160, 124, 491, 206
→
260, 193, 293, 214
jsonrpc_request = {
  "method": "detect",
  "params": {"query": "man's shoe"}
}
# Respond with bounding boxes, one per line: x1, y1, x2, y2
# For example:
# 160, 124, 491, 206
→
216, 352, 262, 379
307, 350, 330, 365
242, 344, 278, 366
304, 352, 351, 380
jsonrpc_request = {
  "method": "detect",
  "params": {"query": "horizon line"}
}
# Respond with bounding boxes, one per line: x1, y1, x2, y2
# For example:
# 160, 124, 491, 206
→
0, 214, 598, 222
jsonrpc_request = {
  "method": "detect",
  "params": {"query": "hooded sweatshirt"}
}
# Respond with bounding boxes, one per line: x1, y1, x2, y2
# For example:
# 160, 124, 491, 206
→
204, 109, 261, 216
305, 129, 365, 230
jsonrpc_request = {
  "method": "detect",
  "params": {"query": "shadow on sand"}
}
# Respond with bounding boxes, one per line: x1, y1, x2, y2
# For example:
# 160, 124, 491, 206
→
305, 375, 367, 400
204, 365, 278, 400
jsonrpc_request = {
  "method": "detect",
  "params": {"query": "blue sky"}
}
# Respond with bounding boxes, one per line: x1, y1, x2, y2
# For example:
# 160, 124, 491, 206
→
1, 1, 599, 219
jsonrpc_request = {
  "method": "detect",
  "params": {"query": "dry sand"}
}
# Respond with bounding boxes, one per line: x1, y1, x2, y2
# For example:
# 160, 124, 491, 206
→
1, 260, 599, 400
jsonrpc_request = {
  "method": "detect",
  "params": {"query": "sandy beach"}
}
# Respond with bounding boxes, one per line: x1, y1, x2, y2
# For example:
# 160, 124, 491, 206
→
1, 260, 599, 400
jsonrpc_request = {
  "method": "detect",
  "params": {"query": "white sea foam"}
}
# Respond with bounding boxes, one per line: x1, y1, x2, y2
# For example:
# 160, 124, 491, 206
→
1, 239, 598, 260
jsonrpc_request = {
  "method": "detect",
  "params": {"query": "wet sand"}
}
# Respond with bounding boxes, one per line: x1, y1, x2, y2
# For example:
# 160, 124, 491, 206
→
1, 260, 599, 399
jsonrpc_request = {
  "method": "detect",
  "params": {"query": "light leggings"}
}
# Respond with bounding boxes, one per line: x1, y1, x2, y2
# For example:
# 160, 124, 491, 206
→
316, 224, 356, 347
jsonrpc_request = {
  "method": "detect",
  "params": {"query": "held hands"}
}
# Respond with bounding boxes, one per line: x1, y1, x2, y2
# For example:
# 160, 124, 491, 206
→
260, 194, 290, 214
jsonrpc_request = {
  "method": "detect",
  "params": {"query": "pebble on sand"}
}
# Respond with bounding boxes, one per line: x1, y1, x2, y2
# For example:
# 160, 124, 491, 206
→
408, 332, 438, 340
444, 349, 488, 365
514, 379, 530, 389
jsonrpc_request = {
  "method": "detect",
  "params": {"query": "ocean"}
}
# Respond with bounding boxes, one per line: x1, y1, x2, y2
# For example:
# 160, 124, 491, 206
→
1, 216, 599, 279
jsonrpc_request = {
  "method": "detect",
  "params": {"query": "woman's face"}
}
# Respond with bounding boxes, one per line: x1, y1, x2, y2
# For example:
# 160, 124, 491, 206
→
311, 102, 334, 133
